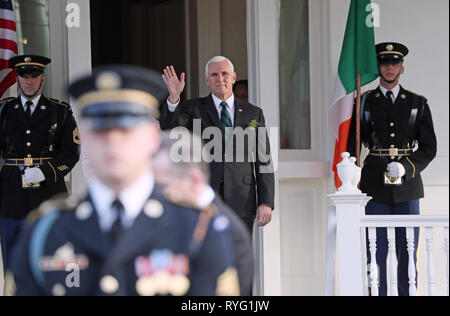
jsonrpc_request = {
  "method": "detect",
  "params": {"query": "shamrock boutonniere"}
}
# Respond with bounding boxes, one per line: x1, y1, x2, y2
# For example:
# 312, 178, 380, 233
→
248, 120, 260, 130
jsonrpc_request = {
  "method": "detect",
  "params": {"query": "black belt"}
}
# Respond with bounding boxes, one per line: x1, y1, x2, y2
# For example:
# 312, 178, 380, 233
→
369, 148, 413, 158
5, 157, 53, 167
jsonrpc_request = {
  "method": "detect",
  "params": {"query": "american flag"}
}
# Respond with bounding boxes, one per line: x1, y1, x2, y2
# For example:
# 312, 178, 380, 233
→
0, 0, 17, 98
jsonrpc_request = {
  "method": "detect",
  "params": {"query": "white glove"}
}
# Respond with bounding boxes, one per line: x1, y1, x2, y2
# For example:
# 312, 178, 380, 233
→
387, 162, 406, 178
24, 167, 46, 184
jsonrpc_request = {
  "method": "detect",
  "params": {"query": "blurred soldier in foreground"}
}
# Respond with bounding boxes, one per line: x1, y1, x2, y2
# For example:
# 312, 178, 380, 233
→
0, 55, 80, 271
348, 42, 437, 296
6, 65, 239, 296
153, 130, 254, 296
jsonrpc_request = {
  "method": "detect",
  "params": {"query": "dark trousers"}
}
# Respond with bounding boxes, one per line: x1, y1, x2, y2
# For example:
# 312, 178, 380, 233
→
0, 216, 24, 272
366, 200, 420, 296
219, 183, 255, 236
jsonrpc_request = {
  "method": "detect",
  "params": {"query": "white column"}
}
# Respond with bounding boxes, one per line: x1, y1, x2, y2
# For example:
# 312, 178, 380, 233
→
196, 0, 221, 97
368, 228, 379, 296
65, 0, 91, 197
387, 227, 399, 296
247, 0, 281, 296
445, 227, 449, 296
328, 193, 372, 296
324, 206, 337, 296
406, 227, 417, 296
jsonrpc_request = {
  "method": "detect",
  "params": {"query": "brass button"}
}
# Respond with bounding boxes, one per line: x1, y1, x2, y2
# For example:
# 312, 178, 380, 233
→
391, 133, 395, 138
144, 200, 164, 219
26, 142, 31, 147
26, 130, 31, 135
100, 276, 119, 294
390, 122, 394, 127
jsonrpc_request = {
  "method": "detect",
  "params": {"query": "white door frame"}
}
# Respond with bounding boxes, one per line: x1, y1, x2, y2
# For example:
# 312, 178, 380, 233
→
247, 0, 282, 296
49, 0, 91, 196
246, 0, 333, 295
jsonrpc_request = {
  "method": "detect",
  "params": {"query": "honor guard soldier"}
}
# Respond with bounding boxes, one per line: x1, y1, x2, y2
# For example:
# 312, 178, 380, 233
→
153, 131, 254, 296
6, 65, 239, 296
348, 42, 437, 296
0, 55, 80, 271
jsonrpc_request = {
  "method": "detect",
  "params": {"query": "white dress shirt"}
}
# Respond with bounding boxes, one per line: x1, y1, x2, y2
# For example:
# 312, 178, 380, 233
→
167, 94, 236, 126
379, 84, 400, 103
89, 172, 155, 232
21, 95, 41, 116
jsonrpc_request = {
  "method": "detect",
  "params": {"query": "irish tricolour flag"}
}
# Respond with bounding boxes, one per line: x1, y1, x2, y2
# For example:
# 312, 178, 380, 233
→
329, 0, 379, 188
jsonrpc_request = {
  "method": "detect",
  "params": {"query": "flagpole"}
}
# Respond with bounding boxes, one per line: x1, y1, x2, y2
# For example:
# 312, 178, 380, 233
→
355, 74, 362, 167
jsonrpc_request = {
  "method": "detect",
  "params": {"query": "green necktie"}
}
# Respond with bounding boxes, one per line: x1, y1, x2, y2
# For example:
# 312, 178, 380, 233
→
220, 102, 232, 129
220, 102, 233, 143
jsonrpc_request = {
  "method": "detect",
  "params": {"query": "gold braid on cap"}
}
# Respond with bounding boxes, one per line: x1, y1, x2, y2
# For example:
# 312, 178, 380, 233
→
378, 51, 404, 57
77, 89, 159, 109
15, 62, 46, 68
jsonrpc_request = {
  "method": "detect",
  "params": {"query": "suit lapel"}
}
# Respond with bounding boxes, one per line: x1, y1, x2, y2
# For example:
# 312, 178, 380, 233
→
12, 97, 28, 125
394, 86, 410, 113
233, 99, 246, 128
395, 86, 413, 134
28, 95, 50, 127
373, 86, 390, 111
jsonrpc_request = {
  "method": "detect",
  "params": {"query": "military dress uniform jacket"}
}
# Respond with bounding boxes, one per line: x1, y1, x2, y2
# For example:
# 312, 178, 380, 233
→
7, 187, 239, 296
0, 95, 80, 219
160, 95, 275, 221
213, 196, 254, 296
348, 86, 437, 205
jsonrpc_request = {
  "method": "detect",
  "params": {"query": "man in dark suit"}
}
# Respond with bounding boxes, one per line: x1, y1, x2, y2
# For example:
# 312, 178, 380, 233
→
153, 130, 254, 296
6, 65, 239, 296
0, 55, 80, 271
159, 57, 275, 233
348, 42, 437, 296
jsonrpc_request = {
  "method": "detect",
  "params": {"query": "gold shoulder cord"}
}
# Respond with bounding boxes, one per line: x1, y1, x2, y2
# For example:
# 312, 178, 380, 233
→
406, 157, 416, 178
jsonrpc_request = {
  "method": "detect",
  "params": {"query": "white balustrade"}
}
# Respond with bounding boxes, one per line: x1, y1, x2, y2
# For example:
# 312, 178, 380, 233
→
368, 228, 379, 296
425, 227, 436, 296
361, 216, 448, 296
387, 228, 398, 296
406, 228, 417, 296
327, 153, 449, 296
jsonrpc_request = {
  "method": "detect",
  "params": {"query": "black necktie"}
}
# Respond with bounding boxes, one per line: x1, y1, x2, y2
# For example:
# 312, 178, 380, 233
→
108, 199, 124, 247
25, 101, 33, 118
386, 91, 394, 105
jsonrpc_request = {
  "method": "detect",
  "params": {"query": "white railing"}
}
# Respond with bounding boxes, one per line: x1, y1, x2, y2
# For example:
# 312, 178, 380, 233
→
326, 194, 449, 297
326, 153, 450, 296
362, 215, 449, 296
